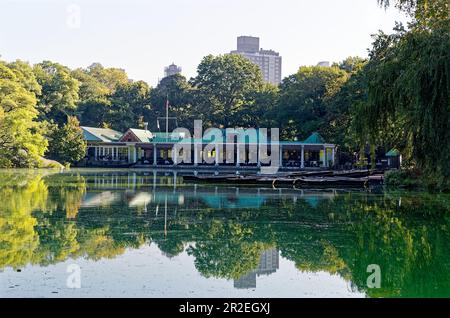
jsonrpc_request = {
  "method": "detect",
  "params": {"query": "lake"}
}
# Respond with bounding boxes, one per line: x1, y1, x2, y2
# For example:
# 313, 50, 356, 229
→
0, 169, 449, 298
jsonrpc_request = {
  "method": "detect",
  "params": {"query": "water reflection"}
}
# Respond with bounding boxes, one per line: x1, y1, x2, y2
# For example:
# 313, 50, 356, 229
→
0, 169, 449, 297
234, 249, 280, 289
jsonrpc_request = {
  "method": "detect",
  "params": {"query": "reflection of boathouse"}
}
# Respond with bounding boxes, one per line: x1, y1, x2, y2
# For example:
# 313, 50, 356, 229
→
234, 249, 280, 289
79, 171, 338, 211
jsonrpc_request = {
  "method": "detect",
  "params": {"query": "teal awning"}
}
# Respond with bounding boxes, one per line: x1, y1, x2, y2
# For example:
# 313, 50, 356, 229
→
386, 149, 400, 157
303, 132, 325, 144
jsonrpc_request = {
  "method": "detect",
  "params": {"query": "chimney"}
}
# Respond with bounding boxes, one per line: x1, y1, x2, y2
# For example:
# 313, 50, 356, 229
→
144, 122, 148, 132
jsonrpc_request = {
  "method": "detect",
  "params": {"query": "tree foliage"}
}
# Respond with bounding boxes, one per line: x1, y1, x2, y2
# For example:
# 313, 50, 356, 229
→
33, 61, 79, 125
149, 74, 193, 130
378, 0, 449, 29
107, 81, 151, 131
0, 60, 48, 167
191, 54, 264, 127
276, 65, 349, 140
352, 1, 450, 188
46, 116, 87, 165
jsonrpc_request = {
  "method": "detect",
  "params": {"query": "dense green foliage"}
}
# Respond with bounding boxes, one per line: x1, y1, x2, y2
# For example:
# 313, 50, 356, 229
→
190, 54, 265, 127
353, 0, 450, 189
0, 0, 447, 190
0, 170, 449, 296
46, 116, 87, 165
0, 61, 48, 167
276, 65, 349, 140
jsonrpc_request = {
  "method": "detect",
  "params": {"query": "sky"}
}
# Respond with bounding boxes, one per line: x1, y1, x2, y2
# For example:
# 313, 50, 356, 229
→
0, 0, 409, 86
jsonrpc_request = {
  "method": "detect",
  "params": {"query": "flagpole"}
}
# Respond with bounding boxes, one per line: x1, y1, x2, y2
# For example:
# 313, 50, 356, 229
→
166, 94, 169, 142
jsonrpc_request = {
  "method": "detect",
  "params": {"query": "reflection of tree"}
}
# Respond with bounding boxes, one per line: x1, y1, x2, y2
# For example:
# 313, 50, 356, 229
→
0, 171, 132, 269
75, 228, 126, 260
0, 173, 48, 269
44, 174, 87, 219
152, 224, 186, 258
0, 170, 449, 297
338, 196, 450, 297
187, 220, 271, 280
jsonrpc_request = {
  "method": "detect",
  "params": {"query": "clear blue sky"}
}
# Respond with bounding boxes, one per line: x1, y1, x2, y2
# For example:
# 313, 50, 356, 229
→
0, 0, 408, 86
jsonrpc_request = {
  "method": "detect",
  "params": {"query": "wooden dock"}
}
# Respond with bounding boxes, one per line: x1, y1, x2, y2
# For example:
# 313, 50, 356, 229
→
182, 170, 384, 189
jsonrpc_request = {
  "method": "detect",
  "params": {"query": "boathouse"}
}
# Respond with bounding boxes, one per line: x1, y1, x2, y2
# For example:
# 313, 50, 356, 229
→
81, 126, 336, 169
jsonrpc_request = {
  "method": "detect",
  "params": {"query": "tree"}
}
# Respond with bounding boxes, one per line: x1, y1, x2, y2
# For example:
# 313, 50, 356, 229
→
351, 1, 450, 188
46, 116, 87, 165
240, 83, 279, 128
191, 54, 264, 128
276, 65, 349, 140
106, 81, 151, 131
0, 60, 48, 168
378, 0, 449, 29
71, 68, 110, 102
83, 63, 129, 92
72, 63, 130, 128
77, 97, 111, 128
33, 61, 79, 125
326, 58, 369, 151
149, 74, 193, 130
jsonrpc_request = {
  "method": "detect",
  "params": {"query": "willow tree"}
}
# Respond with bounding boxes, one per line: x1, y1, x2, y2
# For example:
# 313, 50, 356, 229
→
378, 0, 449, 29
355, 0, 449, 187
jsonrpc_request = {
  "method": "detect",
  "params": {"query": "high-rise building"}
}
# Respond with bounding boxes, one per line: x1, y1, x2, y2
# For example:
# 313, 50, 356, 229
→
233, 249, 280, 289
317, 61, 330, 67
164, 63, 182, 77
230, 36, 282, 85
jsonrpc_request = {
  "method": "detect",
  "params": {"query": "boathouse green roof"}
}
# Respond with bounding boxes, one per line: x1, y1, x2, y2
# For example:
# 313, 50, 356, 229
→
81, 126, 122, 142
81, 127, 332, 146
303, 132, 325, 144
128, 128, 154, 142
386, 149, 400, 157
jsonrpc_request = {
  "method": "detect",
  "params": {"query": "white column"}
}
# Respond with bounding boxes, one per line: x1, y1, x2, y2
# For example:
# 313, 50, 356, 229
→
257, 144, 261, 168
153, 144, 157, 166
323, 146, 327, 167
194, 144, 198, 166
215, 143, 219, 166
173, 171, 177, 190
94, 147, 98, 160
279, 145, 283, 167
172, 147, 177, 165
133, 146, 137, 163
236, 143, 240, 167
301, 145, 305, 169
332, 147, 335, 167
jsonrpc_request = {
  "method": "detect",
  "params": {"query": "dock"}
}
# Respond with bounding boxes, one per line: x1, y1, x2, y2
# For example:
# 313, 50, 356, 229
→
182, 170, 384, 189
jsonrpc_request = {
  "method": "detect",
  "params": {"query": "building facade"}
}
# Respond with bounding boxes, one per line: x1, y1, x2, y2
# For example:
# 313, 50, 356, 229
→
317, 61, 330, 67
81, 126, 336, 169
230, 36, 282, 85
164, 63, 182, 77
